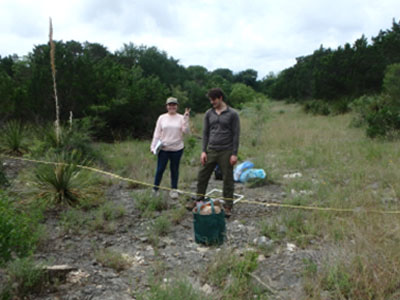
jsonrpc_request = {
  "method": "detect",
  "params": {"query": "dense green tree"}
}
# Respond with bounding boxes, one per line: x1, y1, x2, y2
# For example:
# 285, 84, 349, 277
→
268, 20, 400, 103
229, 83, 257, 108
211, 68, 234, 82
234, 69, 258, 90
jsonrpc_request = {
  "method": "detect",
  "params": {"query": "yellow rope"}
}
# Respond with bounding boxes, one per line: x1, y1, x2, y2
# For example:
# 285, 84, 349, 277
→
2, 154, 400, 215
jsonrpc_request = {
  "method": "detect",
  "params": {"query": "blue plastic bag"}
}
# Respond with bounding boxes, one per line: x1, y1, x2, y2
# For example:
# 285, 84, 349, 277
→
239, 168, 266, 183
234, 161, 254, 182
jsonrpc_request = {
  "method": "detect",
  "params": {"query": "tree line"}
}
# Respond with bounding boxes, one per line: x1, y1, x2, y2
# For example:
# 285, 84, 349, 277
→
262, 19, 400, 104
0, 42, 263, 140
1, 20, 399, 140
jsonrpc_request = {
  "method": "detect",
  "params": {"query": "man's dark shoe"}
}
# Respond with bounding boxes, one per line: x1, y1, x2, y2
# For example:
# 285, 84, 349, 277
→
224, 206, 232, 218
185, 200, 197, 211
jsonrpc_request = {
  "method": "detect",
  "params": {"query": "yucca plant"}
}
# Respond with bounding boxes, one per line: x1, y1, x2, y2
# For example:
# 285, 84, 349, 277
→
0, 120, 28, 155
32, 123, 98, 162
32, 151, 93, 207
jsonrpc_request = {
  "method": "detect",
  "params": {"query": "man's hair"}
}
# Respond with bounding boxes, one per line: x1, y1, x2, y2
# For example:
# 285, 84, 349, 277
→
207, 88, 225, 100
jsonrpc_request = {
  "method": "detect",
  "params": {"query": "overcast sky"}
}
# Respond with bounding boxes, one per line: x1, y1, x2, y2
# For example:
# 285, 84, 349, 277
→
1, 0, 400, 78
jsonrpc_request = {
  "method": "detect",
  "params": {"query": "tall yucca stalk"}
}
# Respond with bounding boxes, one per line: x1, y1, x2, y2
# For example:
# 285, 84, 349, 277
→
49, 18, 61, 145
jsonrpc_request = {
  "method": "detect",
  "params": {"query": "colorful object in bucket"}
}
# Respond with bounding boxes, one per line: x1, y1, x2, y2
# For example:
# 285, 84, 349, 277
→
193, 200, 226, 245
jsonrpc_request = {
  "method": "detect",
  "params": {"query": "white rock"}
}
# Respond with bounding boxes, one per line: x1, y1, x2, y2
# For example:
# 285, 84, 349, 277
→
283, 172, 302, 179
257, 254, 266, 262
201, 283, 212, 294
197, 247, 209, 253
286, 243, 296, 252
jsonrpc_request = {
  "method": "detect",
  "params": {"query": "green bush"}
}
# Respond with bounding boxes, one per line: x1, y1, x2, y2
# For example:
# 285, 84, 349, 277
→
383, 63, 400, 100
0, 192, 41, 265
351, 64, 400, 138
151, 215, 171, 236
0, 120, 28, 155
205, 250, 261, 299
32, 121, 99, 162
349, 95, 379, 127
303, 100, 331, 115
331, 98, 351, 115
95, 248, 130, 272
135, 191, 168, 217
351, 94, 400, 138
138, 278, 209, 300
32, 151, 99, 207
1, 257, 46, 298
0, 160, 8, 187
229, 83, 257, 109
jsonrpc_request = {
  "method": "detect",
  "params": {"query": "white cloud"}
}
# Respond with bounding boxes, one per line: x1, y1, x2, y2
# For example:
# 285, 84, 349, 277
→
0, 0, 399, 77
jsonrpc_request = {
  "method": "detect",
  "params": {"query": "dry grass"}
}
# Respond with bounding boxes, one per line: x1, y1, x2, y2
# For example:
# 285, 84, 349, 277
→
95, 100, 400, 298
254, 102, 400, 299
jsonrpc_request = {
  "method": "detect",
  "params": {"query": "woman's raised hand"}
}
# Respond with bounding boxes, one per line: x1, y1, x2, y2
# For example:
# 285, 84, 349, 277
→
184, 108, 191, 117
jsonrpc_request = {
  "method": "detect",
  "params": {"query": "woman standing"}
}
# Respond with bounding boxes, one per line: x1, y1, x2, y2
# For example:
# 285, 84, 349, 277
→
151, 97, 190, 198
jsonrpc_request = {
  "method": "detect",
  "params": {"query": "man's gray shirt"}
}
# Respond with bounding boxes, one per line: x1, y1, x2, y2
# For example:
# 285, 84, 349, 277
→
202, 106, 240, 155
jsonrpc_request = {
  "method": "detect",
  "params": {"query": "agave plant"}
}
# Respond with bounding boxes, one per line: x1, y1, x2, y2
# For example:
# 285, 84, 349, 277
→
32, 123, 97, 162
0, 120, 28, 155
33, 151, 91, 207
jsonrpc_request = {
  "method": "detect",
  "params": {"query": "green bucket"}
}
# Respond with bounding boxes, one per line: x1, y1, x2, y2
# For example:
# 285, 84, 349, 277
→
193, 201, 226, 245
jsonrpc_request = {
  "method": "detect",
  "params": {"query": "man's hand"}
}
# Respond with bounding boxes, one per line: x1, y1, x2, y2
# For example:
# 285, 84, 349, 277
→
184, 108, 191, 117
200, 152, 207, 166
230, 155, 238, 166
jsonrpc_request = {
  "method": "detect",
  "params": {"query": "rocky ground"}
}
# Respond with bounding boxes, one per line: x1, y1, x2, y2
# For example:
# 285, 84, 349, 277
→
1, 158, 324, 300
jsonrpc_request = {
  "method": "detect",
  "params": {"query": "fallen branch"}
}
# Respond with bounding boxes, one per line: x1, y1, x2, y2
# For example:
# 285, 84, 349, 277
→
248, 272, 279, 297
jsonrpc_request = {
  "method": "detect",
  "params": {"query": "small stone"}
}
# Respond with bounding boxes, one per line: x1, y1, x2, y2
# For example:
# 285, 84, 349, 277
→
283, 172, 302, 179
197, 247, 209, 253
162, 237, 175, 245
257, 254, 266, 262
254, 236, 273, 247
286, 243, 296, 252
201, 283, 212, 294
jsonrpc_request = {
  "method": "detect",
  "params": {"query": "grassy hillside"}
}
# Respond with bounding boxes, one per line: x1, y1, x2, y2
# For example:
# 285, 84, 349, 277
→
1, 100, 400, 299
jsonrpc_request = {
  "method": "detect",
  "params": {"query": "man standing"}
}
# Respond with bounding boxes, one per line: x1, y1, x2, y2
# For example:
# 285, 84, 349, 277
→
194, 88, 240, 217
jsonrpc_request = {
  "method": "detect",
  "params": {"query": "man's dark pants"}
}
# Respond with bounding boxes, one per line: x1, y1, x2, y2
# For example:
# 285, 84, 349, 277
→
196, 149, 234, 208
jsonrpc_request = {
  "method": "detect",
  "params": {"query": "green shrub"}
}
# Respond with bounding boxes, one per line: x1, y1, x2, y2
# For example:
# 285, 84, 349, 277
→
135, 191, 168, 217
1, 257, 46, 299
168, 206, 187, 225
32, 151, 100, 207
229, 83, 257, 109
138, 278, 209, 300
351, 64, 400, 138
349, 95, 379, 127
95, 248, 130, 272
331, 98, 351, 115
321, 264, 352, 297
0, 160, 8, 187
0, 192, 41, 265
303, 100, 331, 115
383, 63, 400, 100
32, 122, 98, 162
151, 215, 171, 236
352, 94, 400, 138
0, 120, 28, 155
59, 208, 89, 234
97, 202, 126, 221
205, 250, 261, 299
